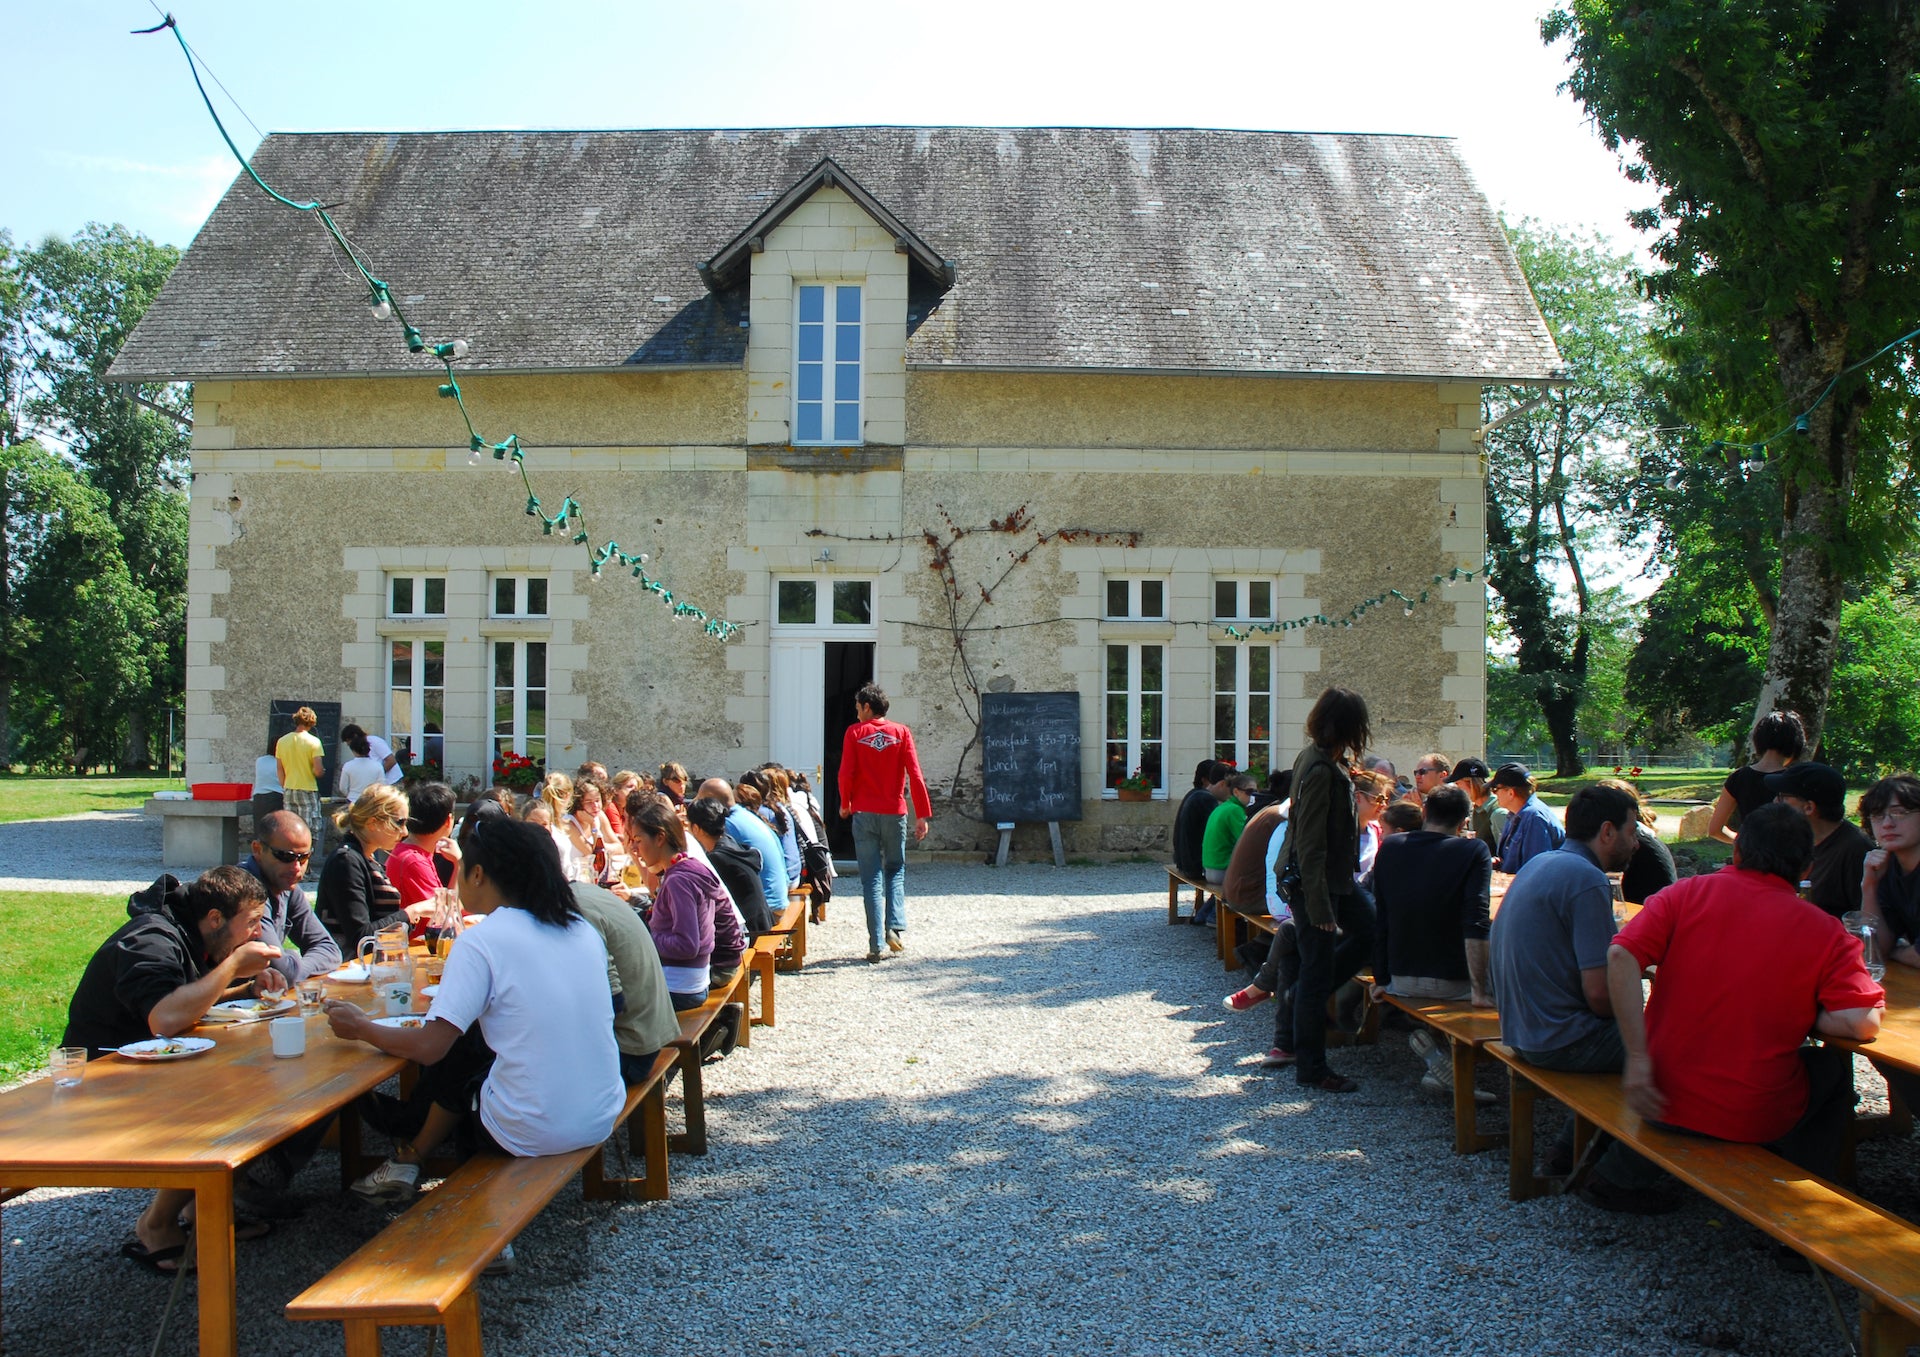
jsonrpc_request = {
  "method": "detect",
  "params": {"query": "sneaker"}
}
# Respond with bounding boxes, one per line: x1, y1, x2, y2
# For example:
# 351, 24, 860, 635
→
1408, 1030, 1439, 1063
1579, 1174, 1683, 1215
1223, 985, 1273, 1013
885, 928, 905, 953
483, 1243, 517, 1277
1301, 1072, 1360, 1093
350, 1158, 420, 1203
1260, 1047, 1297, 1068
865, 949, 884, 963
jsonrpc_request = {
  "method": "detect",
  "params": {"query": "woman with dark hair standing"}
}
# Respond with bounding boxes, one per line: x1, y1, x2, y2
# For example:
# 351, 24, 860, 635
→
1708, 709, 1806, 845
1276, 686, 1373, 1093
326, 809, 623, 1228
622, 799, 748, 1009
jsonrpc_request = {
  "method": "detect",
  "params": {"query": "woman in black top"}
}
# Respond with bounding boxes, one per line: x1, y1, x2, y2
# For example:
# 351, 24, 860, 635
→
317, 784, 412, 954
1708, 709, 1805, 845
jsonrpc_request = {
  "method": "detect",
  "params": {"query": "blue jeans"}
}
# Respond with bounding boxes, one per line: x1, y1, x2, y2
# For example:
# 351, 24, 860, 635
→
852, 811, 908, 952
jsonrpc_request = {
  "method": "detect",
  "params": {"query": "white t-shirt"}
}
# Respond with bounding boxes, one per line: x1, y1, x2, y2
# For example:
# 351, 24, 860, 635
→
427, 907, 623, 1156
338, 756, 387, 803
366, 733, 404, 785
252, 754, 282, 796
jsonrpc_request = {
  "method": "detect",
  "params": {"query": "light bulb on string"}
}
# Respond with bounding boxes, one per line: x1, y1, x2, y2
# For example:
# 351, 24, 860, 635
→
434, 340, 470, 361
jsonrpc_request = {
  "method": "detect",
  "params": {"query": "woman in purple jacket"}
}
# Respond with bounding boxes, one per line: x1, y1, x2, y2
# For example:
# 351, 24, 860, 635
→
622, 799, 745, 1009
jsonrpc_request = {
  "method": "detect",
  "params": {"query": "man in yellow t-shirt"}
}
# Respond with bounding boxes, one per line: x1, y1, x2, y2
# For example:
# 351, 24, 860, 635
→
275, 707, 327, 873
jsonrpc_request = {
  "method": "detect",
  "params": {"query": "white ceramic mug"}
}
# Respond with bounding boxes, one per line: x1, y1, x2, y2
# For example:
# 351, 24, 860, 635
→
269, 1016, 306, 1058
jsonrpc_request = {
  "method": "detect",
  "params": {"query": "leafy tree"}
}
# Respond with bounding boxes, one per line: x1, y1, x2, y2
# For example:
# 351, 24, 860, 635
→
3, 224, 186, 769
1816, 575, 1920, 780
1545, 0, 1920, 751
1483, 220, 1656, 776
1, 441, 154, 769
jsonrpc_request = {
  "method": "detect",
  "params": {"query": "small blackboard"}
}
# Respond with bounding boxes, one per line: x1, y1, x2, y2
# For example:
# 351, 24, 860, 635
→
269, 699, 342, 798
980, 691, 1082, 823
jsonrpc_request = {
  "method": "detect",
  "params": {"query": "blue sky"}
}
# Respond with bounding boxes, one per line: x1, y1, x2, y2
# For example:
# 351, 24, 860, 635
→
9, 0, 1657, 253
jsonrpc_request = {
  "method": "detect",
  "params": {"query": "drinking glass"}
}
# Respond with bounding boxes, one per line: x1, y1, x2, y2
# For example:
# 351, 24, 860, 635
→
1843, 911, 1888, 983
49, 1047, 86, 1088
298, 982, 324, 1012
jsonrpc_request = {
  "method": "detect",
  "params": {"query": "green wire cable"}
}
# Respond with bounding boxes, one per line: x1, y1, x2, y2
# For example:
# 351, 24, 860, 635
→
138, 12, 741, 641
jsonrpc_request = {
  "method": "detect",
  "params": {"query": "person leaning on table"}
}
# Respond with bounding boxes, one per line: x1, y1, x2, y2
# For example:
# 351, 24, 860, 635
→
62, 866, 287, 1275
327, 807, 623, 1280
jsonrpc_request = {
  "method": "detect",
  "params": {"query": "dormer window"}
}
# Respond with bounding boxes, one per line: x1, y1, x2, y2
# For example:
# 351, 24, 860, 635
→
796, 283, 862, 444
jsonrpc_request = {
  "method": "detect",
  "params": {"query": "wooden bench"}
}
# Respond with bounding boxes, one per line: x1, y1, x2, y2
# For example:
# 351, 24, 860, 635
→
1165, 865, 1209, 924
774, 890, 810, 972
1376, 993, 1503, 1153
749, 899, 808, 1029
288, 1039, 692, 1355
1486, 1041, 1920, 1356
1216, 900, 1279, 970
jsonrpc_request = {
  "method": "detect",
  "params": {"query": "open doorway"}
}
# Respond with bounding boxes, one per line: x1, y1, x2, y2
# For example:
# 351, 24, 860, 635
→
820, 641, 874, 859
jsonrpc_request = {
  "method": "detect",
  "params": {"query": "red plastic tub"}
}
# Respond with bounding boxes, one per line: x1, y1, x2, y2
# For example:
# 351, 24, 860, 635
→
191, 782, 253, 801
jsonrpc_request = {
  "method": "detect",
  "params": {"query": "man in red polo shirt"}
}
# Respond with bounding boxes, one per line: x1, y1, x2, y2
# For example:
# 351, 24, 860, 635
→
1607, 802, 1883, 1189
838, 683, 933, 964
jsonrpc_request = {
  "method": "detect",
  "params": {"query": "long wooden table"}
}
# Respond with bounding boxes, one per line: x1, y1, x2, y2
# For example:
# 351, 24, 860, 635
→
0, 992, 403, 1357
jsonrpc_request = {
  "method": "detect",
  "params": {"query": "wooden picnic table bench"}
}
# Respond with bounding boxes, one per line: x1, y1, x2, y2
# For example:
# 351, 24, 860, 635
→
1216, 899, 1279, 970
750, 898, 808, 1030
287, 1037, 689, 1353
1487, 1040, 1920, 1356
1165, 864, 1208, 924
1375, 993, 1503, 1153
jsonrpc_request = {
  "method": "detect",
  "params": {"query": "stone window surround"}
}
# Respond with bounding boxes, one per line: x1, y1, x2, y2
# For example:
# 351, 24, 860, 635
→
343, 546, 585, 789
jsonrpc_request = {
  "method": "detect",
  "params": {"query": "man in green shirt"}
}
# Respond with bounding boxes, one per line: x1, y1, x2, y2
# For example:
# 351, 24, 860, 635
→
1202, 774, 1257, 886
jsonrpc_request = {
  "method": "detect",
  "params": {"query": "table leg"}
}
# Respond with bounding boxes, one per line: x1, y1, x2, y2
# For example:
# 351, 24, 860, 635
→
338, 1095, 366, 1189
194, 1170, 238, 1357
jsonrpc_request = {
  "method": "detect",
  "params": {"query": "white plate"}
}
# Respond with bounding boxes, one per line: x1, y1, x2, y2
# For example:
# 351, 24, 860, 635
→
205, 997, 297, 1022
328, 964, 370, 983
117, 1037, 216, 1061
372, 1015, 429, 1029
419, 984, 440, 998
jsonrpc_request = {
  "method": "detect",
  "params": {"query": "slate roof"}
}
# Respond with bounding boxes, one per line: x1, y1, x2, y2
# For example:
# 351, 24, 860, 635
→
110, 127, 1563, 383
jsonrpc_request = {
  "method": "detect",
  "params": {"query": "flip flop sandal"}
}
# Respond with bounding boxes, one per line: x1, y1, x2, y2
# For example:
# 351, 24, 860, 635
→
233, 1214, 274, 1242
120, 1238, 192, 1277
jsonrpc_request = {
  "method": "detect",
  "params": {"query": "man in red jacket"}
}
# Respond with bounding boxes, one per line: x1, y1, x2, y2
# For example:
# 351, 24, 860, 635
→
838, 683, 933, 963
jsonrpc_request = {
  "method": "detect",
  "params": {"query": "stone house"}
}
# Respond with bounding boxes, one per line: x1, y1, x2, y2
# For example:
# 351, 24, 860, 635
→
111, 127, 1560, 856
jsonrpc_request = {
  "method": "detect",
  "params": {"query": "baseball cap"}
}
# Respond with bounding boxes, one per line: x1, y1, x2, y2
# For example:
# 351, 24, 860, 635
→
1488, 762, 1533, 791
1763, 762, 1846, 817
1447, 757, 1491, 784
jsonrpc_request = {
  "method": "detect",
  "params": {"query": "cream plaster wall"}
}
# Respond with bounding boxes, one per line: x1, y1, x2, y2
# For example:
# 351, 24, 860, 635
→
744, 186, 910, 447
183, 359, 1488, 856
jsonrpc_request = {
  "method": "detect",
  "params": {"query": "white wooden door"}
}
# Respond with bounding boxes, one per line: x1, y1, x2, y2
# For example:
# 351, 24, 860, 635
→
769, 638, 825, 773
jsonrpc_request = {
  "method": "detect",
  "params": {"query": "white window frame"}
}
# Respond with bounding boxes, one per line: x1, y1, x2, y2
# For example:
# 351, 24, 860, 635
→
1104, 577, 1168, 621
490, 637, 548, 768
1104, 641, 1166, 797
387, 573, 446, 619
1213, 578, 1275, 623
1213, 642, 1276, 779
793, 282, 864, 446
770, 576, 879, 638
387, 637, 446, 770
490, 574, 549, 619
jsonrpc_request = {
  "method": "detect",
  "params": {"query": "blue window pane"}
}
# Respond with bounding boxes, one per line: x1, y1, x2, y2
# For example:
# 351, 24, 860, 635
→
798, 363, 823, 401
797, 324, 823, 362
835, 363, 859, 401
836, 286, 861, 322
835, 323, 860, 361
796, 403, 822, 442
798, 286, 824, 323
834, 402, 859, 442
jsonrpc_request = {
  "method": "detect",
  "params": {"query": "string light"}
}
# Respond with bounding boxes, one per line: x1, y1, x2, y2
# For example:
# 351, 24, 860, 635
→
139, 12, 741, 641
1217, 566, 1487, 639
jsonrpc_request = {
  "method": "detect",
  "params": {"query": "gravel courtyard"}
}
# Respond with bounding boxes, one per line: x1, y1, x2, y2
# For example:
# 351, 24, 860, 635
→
3, 862, 1911, 1356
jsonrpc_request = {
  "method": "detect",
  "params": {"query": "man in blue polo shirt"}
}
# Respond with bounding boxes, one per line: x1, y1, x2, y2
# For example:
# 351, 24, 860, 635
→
697, 778, 788, 922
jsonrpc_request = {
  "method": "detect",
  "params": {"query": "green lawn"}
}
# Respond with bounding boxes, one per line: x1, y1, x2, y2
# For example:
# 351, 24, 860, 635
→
0, 774, 183, 824
1537, 768, 1734, 803
0, 892, 126, 1082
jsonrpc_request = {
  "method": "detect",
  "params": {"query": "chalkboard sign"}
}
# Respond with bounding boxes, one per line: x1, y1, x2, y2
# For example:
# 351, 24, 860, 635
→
269, 699, 342, 798
980, 692, 1081, 823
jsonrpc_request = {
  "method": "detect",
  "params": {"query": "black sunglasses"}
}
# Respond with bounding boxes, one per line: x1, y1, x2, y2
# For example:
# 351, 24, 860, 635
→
265, 845, 312, 864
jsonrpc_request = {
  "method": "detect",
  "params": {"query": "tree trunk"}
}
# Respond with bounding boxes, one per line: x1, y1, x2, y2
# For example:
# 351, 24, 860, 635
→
1754, 328, 1861, 751
0, 461, 10, 770
1486, 484, 1589, 777
123, 707, 152, 772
